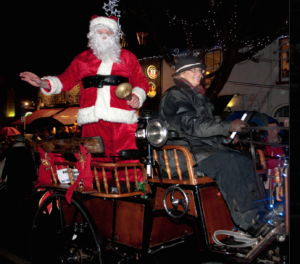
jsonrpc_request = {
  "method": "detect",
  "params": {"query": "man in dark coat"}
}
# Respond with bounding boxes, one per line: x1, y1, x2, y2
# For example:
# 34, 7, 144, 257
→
158, 56, 283, 237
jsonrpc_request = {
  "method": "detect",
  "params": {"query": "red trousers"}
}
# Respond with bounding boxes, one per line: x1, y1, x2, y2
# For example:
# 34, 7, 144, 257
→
82, 120, 143, 182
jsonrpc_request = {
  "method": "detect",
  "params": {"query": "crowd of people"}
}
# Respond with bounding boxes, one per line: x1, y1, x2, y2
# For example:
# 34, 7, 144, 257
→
32, 126, 81, 141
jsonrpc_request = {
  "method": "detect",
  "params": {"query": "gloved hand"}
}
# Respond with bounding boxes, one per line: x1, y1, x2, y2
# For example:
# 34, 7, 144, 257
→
229, 119, 248, 133
226, 134, 240, 144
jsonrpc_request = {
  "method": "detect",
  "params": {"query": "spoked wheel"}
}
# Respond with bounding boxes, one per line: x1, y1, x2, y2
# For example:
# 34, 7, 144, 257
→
31, 193, 102, 264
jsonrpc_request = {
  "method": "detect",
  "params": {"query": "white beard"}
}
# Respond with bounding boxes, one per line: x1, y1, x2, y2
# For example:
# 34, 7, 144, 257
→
88, 33, 121, 63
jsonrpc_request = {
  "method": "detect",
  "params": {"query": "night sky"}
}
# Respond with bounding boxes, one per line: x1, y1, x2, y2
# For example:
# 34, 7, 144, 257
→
0, 3, 129, 102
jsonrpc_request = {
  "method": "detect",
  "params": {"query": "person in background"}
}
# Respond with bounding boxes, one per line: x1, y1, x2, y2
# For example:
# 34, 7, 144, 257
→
1, 135, 36, 195
7, 136, 15, 148
263, 121, 285, 197
43, 128, 50, 140
49, 131, 56, 139
68, 127, 75, 138
32, 133, 42, 141
1, 136, 8, 143
56, 126, 69, 139
35, 129, 44, 140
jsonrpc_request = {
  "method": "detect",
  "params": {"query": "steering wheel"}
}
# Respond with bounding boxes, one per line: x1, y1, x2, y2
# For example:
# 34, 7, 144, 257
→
163, 185, 189, 219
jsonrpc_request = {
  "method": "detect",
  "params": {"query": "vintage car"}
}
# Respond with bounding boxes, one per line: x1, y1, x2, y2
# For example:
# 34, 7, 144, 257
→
31, 111, 289, 264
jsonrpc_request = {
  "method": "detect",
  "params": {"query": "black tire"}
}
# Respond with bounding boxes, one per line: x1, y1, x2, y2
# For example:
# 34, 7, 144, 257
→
31, 193, 102, 264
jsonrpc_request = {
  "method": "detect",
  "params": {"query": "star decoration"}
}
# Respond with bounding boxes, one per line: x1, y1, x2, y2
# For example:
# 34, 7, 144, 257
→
103, 0, 121, 18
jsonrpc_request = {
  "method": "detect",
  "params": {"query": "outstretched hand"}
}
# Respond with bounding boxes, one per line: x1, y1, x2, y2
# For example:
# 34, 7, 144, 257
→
127, 94, 140, 109
20, 72, 43, 87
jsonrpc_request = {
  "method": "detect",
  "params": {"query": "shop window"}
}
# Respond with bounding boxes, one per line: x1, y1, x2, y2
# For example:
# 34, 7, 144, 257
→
205, 49, 221, 86
277, 37, 289, 84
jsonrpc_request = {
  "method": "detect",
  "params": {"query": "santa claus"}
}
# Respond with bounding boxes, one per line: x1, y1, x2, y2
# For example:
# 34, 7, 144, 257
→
20, 15, 149, 181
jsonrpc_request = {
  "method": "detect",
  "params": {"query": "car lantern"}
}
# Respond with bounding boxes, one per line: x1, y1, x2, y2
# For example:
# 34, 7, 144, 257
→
135, 110, 168, 148
135, 110, 168, 177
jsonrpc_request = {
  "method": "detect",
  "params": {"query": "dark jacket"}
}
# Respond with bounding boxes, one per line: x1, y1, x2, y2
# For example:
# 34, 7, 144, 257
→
158, 79, 232, 177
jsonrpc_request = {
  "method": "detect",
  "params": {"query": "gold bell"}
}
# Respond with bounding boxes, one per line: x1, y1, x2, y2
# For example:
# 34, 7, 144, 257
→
115, 82, 132, 100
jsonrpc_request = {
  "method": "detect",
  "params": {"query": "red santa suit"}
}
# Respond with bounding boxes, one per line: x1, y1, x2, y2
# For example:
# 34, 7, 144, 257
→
41, 48, 149, 181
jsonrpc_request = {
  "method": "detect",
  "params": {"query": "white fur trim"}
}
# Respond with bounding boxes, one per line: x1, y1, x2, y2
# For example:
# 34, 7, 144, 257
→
132, 87, 147, 108
77, 106, 99, 126
94, 85, 138, 124
97, 60, 113, 75
77, 59, 138, 126
90, 17, 118, 32
40, 76, 63, 95
77, 105, 138, 126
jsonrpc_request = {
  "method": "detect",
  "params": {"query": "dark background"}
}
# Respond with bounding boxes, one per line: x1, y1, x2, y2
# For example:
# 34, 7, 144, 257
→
290, 0, 300, 260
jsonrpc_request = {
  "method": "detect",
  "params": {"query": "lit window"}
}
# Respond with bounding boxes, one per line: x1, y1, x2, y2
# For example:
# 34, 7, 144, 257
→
278, 37, 289, 83
205, 49, 221, 86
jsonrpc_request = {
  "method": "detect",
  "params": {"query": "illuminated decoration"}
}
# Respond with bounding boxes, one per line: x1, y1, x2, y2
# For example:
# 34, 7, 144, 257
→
147, 81, 157, 98
103, 0, 121, 18
146, 65, 158, 79
165, 2, 288, 58
103, 0, 122, 37
25, 112, 33, 117
136, 32, 148, 45
121, 34, 128, 48
6, 88, 15, 118
227, 101, 234, 108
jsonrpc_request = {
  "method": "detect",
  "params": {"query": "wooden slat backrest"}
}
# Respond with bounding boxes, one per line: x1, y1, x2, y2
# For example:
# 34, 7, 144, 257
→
66, 166, 74, 185
153, 145, 197, 184
54, 162, 77, 184
94, 167, 101, 193
52, 162, 150, 194
152, 150, 159, 179
174, 149, 182, 180
256, 149, 267, 169
90, 162, 148, 195
102, 167, 109, 194
163, 149, 172, 179
51, 165, 57, 184
125, 167, 131, 193
134, 166, 139, 189
114, 167, 121, 194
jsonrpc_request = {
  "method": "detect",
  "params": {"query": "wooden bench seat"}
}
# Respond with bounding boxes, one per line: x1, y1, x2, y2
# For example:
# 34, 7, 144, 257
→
150, 145, 216, 186
41, 161, 150, 198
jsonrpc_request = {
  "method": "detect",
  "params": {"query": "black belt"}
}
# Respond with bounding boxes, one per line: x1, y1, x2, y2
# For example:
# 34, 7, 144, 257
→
82, 75, 129, 89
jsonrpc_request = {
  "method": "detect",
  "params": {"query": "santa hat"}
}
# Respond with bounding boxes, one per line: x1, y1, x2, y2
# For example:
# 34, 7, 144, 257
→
89, 15, 118, 32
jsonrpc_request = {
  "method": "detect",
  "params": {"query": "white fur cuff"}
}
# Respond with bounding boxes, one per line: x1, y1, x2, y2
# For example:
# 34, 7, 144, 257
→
132, 87, 147, 109
40, 76, 63, 95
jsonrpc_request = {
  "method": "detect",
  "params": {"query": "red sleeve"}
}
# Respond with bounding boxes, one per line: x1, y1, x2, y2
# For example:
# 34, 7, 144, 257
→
127, 51, 149, 94
57, 54, 82, 92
